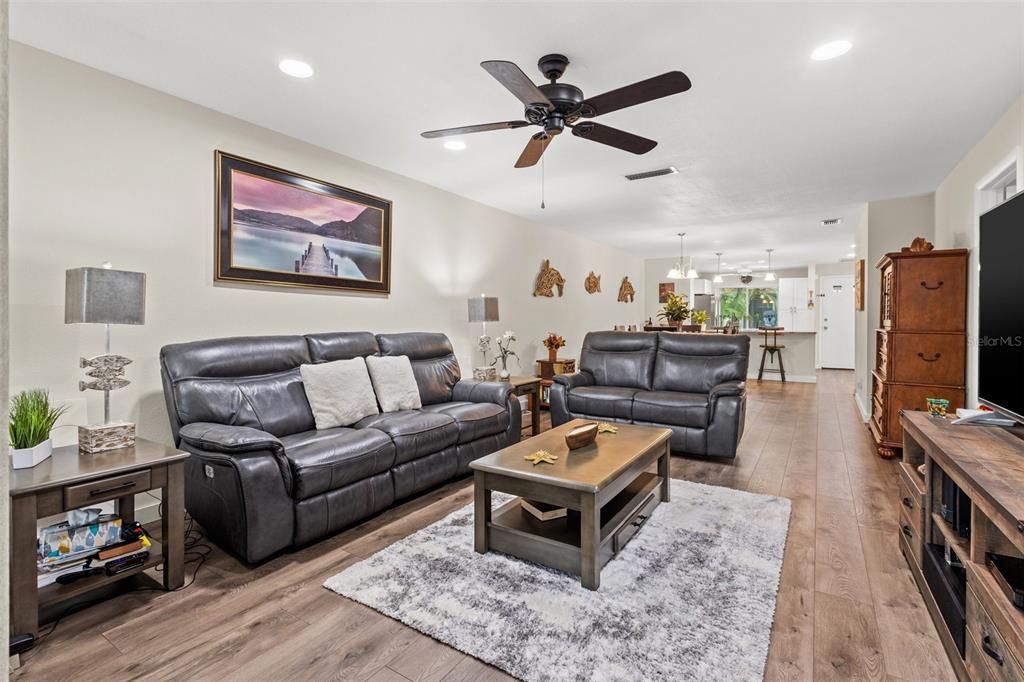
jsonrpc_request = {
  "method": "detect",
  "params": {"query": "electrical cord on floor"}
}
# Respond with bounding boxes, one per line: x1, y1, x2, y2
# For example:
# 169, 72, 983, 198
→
35, 512, 208, 644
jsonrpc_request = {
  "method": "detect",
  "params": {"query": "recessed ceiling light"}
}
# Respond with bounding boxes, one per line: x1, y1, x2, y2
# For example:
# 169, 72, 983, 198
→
849, 243, 856, 248
443, 139, 467, 151
758, 260, 765, 264
811, 40, 852, 61
279, 59, 314, 78
846, 252, 856, 258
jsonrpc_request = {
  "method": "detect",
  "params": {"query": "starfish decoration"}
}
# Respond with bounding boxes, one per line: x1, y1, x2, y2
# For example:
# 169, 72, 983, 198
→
524, 450, 559, 466
597, 422, 619, 434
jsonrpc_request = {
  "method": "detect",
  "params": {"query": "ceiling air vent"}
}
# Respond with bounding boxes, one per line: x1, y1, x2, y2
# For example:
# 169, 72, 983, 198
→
625, 166, 678, 182
820, 217, 842, 227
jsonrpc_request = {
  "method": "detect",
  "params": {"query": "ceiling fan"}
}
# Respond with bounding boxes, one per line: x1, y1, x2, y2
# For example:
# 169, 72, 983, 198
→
421, 54, 691, 168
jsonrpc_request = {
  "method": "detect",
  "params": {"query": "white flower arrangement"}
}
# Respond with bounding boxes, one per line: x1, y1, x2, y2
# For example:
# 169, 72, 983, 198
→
491, 330, 520, 378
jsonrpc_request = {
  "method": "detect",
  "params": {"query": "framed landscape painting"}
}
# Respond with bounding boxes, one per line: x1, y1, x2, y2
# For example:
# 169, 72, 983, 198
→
215, 151, 392, 293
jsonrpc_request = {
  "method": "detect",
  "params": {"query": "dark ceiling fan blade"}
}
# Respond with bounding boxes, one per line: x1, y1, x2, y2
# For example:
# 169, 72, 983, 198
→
579, 71, 691, 117
421, 121, 530, 138
571, 122, 657, 154
514, 133, 552, 168
481, 60, 553, 109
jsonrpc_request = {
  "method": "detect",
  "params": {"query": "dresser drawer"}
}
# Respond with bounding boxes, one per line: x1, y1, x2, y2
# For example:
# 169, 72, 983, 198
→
889, 333, 965, 386
898, 505, 923, 568
64, 470, 151, 508
968, 634, 1002, 682
897, 471, 924, 536
967, 587, 1024, 682
894, 255, 967, 332
612, 491, 658, 556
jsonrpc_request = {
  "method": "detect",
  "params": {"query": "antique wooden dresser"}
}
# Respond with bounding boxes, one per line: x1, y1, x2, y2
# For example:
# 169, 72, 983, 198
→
869, 246, 969, 458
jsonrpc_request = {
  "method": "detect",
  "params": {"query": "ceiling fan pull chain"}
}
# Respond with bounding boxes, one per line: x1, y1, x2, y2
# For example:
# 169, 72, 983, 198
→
541, 156, 546, 209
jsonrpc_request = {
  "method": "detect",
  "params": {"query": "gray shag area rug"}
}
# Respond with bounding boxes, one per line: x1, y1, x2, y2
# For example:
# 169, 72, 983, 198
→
324, 479, 790, 682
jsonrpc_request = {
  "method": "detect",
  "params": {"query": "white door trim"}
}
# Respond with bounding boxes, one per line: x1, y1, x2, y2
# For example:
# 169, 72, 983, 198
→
970, 146, 1023, 405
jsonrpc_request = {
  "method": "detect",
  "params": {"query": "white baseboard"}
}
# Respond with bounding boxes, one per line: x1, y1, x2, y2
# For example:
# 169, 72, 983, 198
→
137, 497, 162, 525
854, 391, 870, 422
746, 373, 817, 384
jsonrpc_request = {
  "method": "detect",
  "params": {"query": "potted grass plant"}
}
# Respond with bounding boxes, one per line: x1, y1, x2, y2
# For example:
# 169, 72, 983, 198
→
9, 389, 68, 469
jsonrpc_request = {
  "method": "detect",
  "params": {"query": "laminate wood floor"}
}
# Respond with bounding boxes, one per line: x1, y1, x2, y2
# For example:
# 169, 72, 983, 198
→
13, 371, 955, 681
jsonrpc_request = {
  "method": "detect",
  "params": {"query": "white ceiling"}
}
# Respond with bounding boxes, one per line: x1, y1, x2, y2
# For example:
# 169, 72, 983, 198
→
11, 1, 1023, 270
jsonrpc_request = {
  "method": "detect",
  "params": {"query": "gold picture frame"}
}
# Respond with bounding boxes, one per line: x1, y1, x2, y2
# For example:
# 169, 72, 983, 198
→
854, 258, 865, 311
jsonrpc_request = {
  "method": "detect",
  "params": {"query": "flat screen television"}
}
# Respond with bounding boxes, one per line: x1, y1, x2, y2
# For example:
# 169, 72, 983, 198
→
978, 189, 1024, 422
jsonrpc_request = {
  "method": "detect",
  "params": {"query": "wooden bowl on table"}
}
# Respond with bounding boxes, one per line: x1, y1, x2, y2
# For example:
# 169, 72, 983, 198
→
565, 422, 598, 450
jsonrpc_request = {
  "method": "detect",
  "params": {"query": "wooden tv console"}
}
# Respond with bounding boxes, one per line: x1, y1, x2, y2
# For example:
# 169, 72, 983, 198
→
900, 411, 1024, 680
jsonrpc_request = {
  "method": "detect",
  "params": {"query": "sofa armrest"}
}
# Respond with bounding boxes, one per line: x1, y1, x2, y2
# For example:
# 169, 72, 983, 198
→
179, 422, 284, 455
709, 380, 745, 401
553, 371, 595, 390
452, 379, 514, 406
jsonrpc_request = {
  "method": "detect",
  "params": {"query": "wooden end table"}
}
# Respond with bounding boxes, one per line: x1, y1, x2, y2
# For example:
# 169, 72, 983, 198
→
470, 420, 671, 590
9, 438, 189, 636
506, 375, 542, 437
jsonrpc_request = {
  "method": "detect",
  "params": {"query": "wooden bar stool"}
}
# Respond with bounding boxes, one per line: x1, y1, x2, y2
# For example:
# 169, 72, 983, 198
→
757, 326, 786, 382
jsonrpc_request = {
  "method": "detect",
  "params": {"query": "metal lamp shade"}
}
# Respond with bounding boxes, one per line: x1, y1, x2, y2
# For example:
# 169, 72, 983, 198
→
467, 296, 499, 323
65, 267, 147, 325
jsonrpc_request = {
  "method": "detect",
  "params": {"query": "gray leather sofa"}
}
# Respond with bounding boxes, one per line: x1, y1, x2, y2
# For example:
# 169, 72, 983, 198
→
160, 331, 521, 562
551, 331, 749, 458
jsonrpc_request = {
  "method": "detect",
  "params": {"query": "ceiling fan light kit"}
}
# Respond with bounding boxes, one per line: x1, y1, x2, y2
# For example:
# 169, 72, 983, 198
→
421, 53, 691, 168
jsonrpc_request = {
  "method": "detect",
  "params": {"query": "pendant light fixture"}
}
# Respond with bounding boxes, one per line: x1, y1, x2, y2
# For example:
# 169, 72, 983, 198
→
713, 253, 724, 284
764, 248, 776, 282
684, 250, 698, 280
666, 232, 686, 280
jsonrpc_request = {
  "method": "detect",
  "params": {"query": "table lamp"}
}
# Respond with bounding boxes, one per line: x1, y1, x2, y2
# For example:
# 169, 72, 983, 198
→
65, 265, 146, 453
468, 295, 499, 381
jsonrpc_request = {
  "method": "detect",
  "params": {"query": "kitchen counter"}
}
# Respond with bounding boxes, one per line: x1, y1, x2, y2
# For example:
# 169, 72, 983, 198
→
742, 330, 817, 382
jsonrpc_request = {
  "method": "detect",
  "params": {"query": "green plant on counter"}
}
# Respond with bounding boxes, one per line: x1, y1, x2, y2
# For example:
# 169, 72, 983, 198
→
9, 389, 68, 449
691, 310, 708, 326
657, 293, 690, 324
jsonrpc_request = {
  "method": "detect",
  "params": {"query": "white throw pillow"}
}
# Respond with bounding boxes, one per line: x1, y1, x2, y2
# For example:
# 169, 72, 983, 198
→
300, 357, 379, 429
365, 355, 422, 412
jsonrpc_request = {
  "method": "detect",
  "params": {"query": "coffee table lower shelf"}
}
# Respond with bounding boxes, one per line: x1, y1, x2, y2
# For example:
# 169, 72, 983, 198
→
487, 472, 663, 579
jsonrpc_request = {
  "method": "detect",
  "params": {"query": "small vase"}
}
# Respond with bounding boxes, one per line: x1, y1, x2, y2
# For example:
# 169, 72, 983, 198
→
547, 348, 558, 362
11, 438, 53, 469
499, 356, 511, 381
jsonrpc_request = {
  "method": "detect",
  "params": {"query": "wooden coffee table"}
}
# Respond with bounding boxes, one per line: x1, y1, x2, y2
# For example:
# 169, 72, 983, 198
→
470, 419, 671, 590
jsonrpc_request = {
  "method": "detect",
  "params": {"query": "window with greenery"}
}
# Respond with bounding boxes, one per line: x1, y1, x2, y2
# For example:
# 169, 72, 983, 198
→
716, 286, 778, 328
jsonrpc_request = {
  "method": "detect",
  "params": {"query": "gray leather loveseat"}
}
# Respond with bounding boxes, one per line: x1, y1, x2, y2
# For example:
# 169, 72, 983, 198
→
160, 331, 520, 562
551, 331, 749, 458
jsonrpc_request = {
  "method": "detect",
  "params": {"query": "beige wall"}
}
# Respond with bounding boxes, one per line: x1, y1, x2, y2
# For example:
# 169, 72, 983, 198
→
853, 194, 935, 417
934, 96, 1024, 405
8, 43, 644, 451
1, 0, 9, 670
853, 204, 870, 414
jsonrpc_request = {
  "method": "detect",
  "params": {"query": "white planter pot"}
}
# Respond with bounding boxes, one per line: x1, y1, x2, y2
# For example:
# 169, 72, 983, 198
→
11, 439, 53, 469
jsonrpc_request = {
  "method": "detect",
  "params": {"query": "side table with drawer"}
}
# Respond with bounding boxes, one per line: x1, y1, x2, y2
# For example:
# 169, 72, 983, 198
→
9, 438, 189, 636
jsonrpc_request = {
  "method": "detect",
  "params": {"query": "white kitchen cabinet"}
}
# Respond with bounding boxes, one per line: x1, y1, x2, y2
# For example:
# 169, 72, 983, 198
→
777, 277, 814, 331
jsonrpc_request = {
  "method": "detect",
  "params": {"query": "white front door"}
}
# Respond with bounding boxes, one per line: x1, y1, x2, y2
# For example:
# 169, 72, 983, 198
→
820, 275, 855, 369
